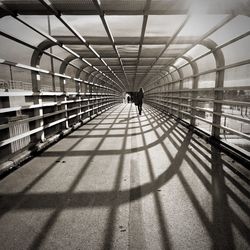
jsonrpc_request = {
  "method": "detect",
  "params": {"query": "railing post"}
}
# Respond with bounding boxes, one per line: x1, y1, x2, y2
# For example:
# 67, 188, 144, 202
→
31, 70, 45, 142
62, 79, 69, 129
181, 56, 199, 127
201, 39, 225, 139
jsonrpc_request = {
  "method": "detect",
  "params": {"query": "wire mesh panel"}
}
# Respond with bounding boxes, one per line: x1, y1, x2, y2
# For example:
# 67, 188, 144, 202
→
0, 16, 47, 46
51, 0, 96, 12
0, 36, 34, 65
101, 0, 147, 12
145, 15, 187, 38
8, 116, 30, 153
105, 15, 143, 37
1, 0, 47, 14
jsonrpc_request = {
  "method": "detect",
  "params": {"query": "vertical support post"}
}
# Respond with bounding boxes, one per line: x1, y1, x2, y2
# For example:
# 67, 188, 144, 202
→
37, 96, 45, 142
191, 74, 199, 126
200, 40, 225, 139
76, 80, 80, 93
186, 57, 199, 127
213, 68, 224, 138
32, 71, 45, 142
30, 40, 56, 143
179, 75, 183, 119
168, 69, 174, 115
78, 85, 82, 122
9, 65, 13, 89
172, 66, 183, 119
48, 15, 56, 92
62, 78, 69, 129
60, 76, 65, 92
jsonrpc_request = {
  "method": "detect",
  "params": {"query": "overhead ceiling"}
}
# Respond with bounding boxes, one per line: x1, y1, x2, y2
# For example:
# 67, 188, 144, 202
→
0, 0, 249, 91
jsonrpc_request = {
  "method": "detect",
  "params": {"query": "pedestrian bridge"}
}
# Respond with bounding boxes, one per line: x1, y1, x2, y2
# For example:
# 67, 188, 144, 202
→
0, 0, 249, 249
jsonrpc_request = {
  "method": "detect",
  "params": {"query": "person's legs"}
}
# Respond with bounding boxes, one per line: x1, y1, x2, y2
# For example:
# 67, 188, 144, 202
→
138, 102, 142, 115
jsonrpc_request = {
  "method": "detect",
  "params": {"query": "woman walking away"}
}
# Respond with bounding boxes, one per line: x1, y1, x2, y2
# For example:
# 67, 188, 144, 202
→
137, 87, 144, 115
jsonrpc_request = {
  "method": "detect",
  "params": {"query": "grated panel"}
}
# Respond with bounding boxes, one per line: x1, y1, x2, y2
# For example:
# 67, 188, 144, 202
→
101, 0, 147, 12
51, 0, 96, 11
150, 0, 189, 13
2, 0, 48, 13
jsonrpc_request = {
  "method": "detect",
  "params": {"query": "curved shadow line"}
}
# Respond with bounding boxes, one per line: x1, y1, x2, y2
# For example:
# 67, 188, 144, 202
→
0, 131, 193, 208
41, 121, 178, 157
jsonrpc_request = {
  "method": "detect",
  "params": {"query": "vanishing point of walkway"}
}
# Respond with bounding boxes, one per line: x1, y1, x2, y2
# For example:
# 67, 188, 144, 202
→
0, 104, 249, 250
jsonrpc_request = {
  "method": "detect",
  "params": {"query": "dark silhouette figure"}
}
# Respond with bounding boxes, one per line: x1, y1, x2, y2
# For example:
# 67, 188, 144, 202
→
137, 88, 144, 115
127, 95, 131, 103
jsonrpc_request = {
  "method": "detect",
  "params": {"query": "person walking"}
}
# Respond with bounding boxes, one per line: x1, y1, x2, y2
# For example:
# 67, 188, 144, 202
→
127, 95, 131, 103
137, 87, 144, 115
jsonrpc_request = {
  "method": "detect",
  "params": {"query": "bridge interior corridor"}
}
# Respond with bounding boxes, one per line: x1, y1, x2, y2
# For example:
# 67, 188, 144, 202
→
0, 104, 249, 250
0, 0, 250, 249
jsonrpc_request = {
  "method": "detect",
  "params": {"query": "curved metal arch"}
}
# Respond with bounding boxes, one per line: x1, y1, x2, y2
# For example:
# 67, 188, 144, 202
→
88, 70, 99, 83
75, 65, 90, 79
106, 78, 118, 91
165, 64, 183, 116
97, 74, 110, 88
164, 66, 175, 83
159, 70, 171, 87
89, 72, 110, 89
30, 39, 55, 91
31, 40, 55, 68
94, 73, 111, 93
59, 55, 81, 91
148, 66, 175, 91
179, 55, 199, 124
92, 72, 103, 84
169, 64, 183, 80
97, 74, 106, 82
154, 71, 168, 92
200, 39, 225, 69
93, 73, 105, 86
148, 35, 224, 88
106, 78, 115, 89
59, 55, 78, 74
157, 71, 168, 85
173, 39, 224, 133
160, 70, 171, 92
146, 70, 168, 90
107, 78, 119, 91
31, 39, 81, 92
199, 39, 225, 138
31, 39, 97, 92
60, 56, 94, 82
180, 56, 199, 76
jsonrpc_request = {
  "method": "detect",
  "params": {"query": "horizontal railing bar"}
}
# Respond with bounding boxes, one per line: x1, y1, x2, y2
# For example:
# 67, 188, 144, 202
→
147, 98, 250, 124
0, 100, 119, 147
146, 99, 250, 141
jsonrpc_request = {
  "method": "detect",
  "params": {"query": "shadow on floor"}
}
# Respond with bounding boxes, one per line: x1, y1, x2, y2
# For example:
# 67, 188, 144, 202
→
0, 104, 249, 249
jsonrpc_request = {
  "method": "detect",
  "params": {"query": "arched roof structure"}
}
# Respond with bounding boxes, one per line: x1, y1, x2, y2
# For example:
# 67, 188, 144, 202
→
0, 0, 249, 161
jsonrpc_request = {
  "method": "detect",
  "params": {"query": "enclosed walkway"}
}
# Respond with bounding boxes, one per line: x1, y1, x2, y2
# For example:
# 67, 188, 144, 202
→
0, 104, 249, 250
0, 0, 250, 249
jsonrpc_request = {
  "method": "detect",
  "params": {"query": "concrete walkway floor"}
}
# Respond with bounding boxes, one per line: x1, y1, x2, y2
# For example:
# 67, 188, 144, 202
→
0, 104, 249, 250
